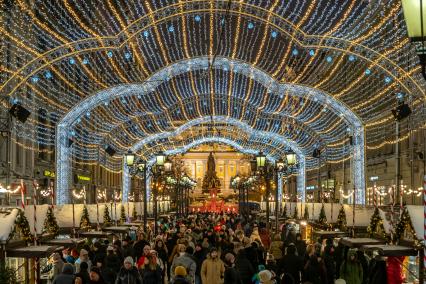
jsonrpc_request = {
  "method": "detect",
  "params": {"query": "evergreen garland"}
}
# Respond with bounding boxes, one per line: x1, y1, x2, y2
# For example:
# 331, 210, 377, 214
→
0, 261, 17, 284
15, 210, 33, 243
79, 206, 91, 230
336, 205, 347, 231
395, 207, 413, 242
318, 204, 327, 228
303, 205, 309, 220
103, 205, 112, 227
120, 204, 126, 224
43, 206, 59, 237
367, 207, 387, 239
293, 207, 298, 219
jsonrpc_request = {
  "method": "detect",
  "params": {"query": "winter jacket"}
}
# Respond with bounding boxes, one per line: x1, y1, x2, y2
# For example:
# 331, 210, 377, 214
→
104, 253, 122, 281
121, 244, 134, 259
75, 268, 91, 284
52, 264, 75, 284
193, 249, 207, 276
235, 250, 255, 284
269, 240, 284, 260
304, 255, 328, 284
170, 253, 197, 283
139, 265, 162, 284
224, 264, 243, 284
200, 255, 225, 284
171, 275, 191, 284
368, 259, 387, 284
278, 249, 303, 283
114, 267, 143, 284
339, 250, 363, 284
323, 245, 336, 284
386, 256, 404, 284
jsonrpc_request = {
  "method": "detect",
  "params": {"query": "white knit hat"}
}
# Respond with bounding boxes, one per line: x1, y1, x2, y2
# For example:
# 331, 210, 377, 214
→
335, 279, 346, 284
124, 256, 134, 266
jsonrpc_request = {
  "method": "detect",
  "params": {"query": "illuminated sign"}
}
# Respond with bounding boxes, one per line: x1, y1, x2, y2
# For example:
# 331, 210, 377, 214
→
43, 170, 55, 178
306, 186, 316, 190
370, 176, 379, 181
77, 175, 91, 182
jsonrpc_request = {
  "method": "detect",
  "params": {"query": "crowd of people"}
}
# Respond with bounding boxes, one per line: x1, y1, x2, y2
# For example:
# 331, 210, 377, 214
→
44, 213, 389, 284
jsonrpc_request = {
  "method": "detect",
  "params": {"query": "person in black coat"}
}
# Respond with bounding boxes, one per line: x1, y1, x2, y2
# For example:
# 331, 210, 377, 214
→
139, 254, 162, 284
367, 256, 387, 284
75, 262, 91, 284
235, 248, 255, 284
193, 243, 206, 284
323, 242, 336, 284
104, 247, 121, 283
303, 253, 328, 284
278, 244, 303, 283
224, 253, 242, 284
115, 257, 142, 284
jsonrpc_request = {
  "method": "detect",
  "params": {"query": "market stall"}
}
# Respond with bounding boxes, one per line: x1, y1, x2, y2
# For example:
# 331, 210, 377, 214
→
41, 237, 87, 248
312, 230, 347, 242
340, 237, 385, 248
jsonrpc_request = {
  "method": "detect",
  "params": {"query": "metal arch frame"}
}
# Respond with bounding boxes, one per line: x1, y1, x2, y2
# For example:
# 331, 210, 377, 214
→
123, 136, 305, 208
56, 56, 365, 205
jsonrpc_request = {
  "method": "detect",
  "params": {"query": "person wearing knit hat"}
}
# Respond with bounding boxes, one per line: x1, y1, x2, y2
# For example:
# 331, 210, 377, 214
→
89, 266, 106, 283
172, 266, 191, 284
115, 255, 143, 284
201, 246, 225, 284
175, 265, 187, 276
124, 256, 134, 266
223, 253, 242, 284
75, 249, 92, 273
258, 269, 275, 284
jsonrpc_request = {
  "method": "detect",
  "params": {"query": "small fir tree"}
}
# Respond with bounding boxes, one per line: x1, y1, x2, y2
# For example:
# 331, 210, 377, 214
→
282, 203, 288, 219
293, 207, 298, 219
367, 207, 386, 239
318, 204, 327, 227
120, 204, 126, 224
79, 206, 91, 230
303, 205, 309, 220
336, 205, 347, 231
0, 261, 17, 284
43, 206, 59, 236
132, 205, 137, 221
15, 210, 33, 243
103, 205, 112, 227
395, 207, 412, 242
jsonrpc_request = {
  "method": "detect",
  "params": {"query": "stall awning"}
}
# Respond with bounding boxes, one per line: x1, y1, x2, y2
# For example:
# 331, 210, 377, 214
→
6, 245, 61, 258
360, 244, 418, 256
79, 231, 112, 238
340, 238, 385, 248
41, 238, 87, 247
102, 226, 130, 233
313, 230, 347, 239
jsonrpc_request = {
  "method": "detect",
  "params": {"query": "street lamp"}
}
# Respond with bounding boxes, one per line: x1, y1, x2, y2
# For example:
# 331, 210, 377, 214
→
156, 151, 166, 166
164, 158, 173, 173
286, 152, 297, 167
256, 152, 266, 169
125, 150, 135, 167
402, 0, 426, 79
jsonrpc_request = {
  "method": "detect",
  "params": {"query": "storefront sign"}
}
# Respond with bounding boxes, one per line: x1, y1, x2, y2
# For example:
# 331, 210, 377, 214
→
43, 170, 55, 178
77, 175, 91, 182
370, 176, 379, 181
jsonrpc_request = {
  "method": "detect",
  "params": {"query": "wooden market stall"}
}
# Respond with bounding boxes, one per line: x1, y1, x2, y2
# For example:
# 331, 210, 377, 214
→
41, 237, 87, 248
340, 237, 385, 248
79, 231, 112, 239
312, 230, 347, 242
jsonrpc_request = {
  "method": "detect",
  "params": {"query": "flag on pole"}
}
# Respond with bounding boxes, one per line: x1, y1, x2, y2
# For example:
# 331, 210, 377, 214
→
20, 179, 26, 209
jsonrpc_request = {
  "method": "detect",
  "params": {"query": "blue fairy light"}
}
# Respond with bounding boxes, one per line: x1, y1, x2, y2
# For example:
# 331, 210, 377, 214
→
143, 30, 150, 37
194, 15, 201, 22
70, 130, 75, 136
82, 58, 89, 65
69, 58, 76, 65
292, 49, 299, 56
31, 76, 39, 83
326, 56, 333, 63
309, 50, 315, 56
168, 25, 174, 32
86, 112, 90, 117
248, 22, 254, 29
384, 76, 392, 84
271, 31, 278, 38
365, 69, 371, 75
107, 51, 113, 58
348, 55, 356, 61
396, 92, 404, 100
44, 71, 52, 79
124, 52, 132, 59
104, 101, 109, 106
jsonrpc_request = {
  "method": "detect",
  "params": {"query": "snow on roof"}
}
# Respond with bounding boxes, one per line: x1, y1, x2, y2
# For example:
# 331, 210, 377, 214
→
0, 208, 19, 243
405, 205, 423, 240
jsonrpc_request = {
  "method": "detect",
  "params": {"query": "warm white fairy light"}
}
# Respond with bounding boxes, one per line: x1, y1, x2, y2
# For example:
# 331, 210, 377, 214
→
72, 187, 86, 200
97, 189, 106, 201
339, 189, 354, 199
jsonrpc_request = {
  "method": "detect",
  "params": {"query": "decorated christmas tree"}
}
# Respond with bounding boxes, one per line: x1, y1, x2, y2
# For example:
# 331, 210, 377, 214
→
0, 261, 17, 284
132, 205, 137, 221
120, 204, 126, 224
43, 206, 59, 237
282, 203, 288, 219
103, 205, 112, 227
15, 210, 33, 243
79, 206, 91, 230
395, 207, 413, 243
318, 204, 327, 228
336, 205, 347, 231
303, 205, 309, 220
367, 207, 386, 239
293, 207, 298, 219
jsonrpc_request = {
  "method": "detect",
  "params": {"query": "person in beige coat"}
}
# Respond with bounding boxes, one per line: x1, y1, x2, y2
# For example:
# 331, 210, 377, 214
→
200, 247, 225, 284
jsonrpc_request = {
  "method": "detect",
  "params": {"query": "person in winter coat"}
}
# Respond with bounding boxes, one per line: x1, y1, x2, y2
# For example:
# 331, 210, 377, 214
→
115, 257, 143, 284
75, 262, 91, 284
250, 226, 263, 247
154, 238, 169, 270
294, 234, 306, 259
340, 249, 363, 284
235, 246, 255, 284
269, 234, 284, 261
121, 236, 134, 259
356, 250, 369, 284
323, 240, 336, 284
52, 263, 75, 284
136, 245, 152, 269
75, 249, 92, 273
200, 247, 225, 284
193, 243, 207, 284
139, 254, 162, 284
171, 266, 191, 284
170, 244, 197, 283
303, 252, 328, 284
104, 246, 121, 283
89, 267, 106, 284
223, 253, 242, 284
386, 256, 404, 284
278, 244, 303, 284
368, 256, 387, 284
